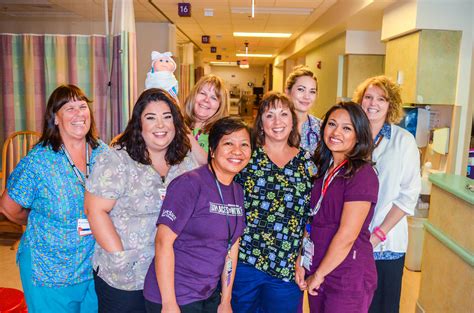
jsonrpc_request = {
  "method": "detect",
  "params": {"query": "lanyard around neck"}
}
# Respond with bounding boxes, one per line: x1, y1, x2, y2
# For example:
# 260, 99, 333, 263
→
62, 143, 90, 188
310, 159, 348, 216
209, 164, 235, 251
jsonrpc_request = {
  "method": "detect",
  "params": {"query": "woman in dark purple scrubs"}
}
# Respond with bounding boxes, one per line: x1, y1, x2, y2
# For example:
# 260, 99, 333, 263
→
296, 102, 379, 313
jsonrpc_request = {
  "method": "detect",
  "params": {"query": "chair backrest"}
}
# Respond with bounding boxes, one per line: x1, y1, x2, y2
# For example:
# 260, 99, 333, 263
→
1, 131, 41, 192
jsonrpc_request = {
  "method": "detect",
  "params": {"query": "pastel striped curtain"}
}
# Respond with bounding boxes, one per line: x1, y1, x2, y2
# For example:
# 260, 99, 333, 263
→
0, 34, 108, 147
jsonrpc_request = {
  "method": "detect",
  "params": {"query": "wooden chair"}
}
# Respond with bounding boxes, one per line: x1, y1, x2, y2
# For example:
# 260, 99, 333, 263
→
0, 131, 41, 249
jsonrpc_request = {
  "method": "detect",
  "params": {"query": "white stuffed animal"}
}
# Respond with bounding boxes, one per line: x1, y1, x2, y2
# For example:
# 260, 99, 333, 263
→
145, 51, 178, 99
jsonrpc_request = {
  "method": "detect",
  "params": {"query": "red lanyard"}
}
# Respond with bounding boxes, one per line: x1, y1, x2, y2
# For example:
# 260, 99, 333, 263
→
321, 159, 347, 197
310, 159, 348, 216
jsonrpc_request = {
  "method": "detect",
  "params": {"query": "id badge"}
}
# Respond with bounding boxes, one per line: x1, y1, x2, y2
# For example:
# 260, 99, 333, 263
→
225, 254, 232, 286
77, 218, 92, 236
158, 188, 166, 201
301, 237, 314, 271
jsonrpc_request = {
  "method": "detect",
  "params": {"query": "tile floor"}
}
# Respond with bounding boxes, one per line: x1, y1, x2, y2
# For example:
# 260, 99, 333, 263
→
0, 239, 421, 313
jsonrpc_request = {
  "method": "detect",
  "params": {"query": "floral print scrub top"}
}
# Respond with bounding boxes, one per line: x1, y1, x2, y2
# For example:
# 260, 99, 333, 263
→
235, 147, 313, 282
7, 141, 108, 287
86, 148, 199, 290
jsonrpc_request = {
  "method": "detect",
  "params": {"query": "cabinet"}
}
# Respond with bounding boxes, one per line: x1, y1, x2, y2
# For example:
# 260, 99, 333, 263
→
385, 30, 461, 104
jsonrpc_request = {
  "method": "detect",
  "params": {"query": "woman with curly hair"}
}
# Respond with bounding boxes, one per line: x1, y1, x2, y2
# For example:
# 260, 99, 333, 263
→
353, 76, 421, 313
84, 88, 199, 312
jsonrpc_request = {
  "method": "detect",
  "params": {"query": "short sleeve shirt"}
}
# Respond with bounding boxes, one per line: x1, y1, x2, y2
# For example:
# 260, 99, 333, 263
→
235, 147, 313, 281
7, 141, 108, 287
86, 148, 198, 290
308, 163, 379, 291
143, 165, 246, 305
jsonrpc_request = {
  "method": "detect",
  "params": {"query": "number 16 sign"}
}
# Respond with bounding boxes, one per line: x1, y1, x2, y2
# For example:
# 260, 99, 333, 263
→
178, 3, 191, 17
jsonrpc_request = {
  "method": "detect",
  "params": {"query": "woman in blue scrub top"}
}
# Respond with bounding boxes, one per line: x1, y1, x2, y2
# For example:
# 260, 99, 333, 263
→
0, 85, 107, 313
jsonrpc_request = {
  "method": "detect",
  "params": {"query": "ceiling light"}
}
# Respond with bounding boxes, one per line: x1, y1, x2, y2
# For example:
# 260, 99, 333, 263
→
204, 8, 214, 17
251, 0, 255, 18
210, 61, 237, 66
233, 32, 291, 38
240, 64, 250, 69
231, 7, 313, 15
236, 53, 273, 58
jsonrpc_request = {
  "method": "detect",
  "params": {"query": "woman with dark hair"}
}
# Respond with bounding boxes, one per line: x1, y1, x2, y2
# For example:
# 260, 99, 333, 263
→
143, 117, 252, 313
296, 102, 379, 313
84, 88, 199, 312
0, 84, 107, 312
353, 76, 420, 313
231, 92, 313, 313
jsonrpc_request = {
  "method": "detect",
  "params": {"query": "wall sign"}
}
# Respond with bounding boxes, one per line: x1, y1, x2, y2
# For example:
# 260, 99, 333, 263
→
201, 35, 210, 44
178, 3, 191, 17
210, 46, 217, 53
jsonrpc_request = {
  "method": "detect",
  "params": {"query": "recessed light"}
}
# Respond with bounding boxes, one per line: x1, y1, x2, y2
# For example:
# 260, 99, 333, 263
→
231, 7, 313, 15
236, 53, 273, 58
204, 8, 214, 17
210, 61, 237, 66
233, 32, 291, 38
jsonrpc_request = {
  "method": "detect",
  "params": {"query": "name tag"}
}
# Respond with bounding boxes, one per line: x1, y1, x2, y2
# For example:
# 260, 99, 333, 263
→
301, 237, 314, 271
77, 218, 92, 236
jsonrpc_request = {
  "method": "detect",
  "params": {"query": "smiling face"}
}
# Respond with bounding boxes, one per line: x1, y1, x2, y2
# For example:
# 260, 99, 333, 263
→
141, 100, 176, 154
360, 85, 390, 126
211, 128, 251, 183
55, 99, 91, 143
261, 101, 293, 144
193, 83, 220, 126
323, 109, 357, 161
287, 75, 317, 114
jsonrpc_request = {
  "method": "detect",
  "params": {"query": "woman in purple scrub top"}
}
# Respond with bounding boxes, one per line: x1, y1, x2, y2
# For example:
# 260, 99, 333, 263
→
143, 117, 252, 313
297, 102, 379, 313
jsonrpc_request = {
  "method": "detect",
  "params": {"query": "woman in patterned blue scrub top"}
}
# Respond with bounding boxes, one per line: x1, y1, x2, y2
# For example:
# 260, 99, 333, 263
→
0, 84, 107, 313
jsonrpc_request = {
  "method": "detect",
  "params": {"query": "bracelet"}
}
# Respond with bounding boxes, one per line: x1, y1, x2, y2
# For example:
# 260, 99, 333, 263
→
373, 226, 386, 242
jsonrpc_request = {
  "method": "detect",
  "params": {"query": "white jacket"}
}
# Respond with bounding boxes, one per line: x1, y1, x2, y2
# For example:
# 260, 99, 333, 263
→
370, 125, 421, 253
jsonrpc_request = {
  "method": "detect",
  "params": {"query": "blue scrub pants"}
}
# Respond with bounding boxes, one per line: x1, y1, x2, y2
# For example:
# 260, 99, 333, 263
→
231, 262, 302, 313
18, 246, 98, 313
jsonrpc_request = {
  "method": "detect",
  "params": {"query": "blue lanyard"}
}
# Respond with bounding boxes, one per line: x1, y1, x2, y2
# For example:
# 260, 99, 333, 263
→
62, 143, 90, 188
306, 116, 319, 146
209, 164, 236, 251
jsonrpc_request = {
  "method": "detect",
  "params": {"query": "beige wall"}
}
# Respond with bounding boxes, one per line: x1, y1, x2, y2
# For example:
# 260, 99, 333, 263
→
305, 33, 346, 119
209, 65, 265, 94
344, 55, 385, 98
271, 65, 284, 93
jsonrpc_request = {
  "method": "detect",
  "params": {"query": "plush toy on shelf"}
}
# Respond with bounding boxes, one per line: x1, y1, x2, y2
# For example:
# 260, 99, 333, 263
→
145, 51, 178, 99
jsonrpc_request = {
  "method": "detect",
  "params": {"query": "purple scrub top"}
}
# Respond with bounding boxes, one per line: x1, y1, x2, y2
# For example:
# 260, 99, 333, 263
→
308, 163, 379, 293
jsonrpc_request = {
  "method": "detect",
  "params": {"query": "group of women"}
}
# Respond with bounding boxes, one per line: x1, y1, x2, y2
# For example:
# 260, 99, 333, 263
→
0, 65, 420, 313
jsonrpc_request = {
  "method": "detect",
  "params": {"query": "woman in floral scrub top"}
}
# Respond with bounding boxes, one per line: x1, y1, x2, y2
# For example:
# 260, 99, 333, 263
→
85, 89, 198, 313
232, 92, 313, 313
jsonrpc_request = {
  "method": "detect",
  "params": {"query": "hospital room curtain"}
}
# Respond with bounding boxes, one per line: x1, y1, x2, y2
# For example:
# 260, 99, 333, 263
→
107, 0, 137, 141
0, 34, 109, 146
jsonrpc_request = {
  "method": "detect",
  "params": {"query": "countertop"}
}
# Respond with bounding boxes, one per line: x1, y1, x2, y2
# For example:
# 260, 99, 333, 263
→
429, 173, 474, 205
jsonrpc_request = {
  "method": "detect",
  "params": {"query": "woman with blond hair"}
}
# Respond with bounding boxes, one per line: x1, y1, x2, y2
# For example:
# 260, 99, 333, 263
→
182, 74, 229, 153
353, 75, 421, 313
